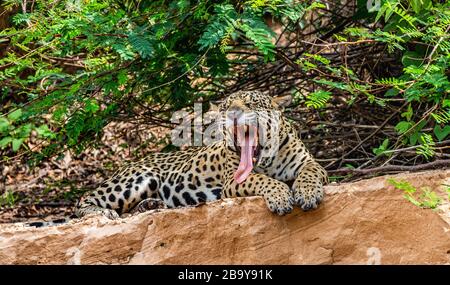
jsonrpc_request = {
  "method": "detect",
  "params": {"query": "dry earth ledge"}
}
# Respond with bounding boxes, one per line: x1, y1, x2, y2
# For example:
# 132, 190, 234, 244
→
1, 170, 449, 265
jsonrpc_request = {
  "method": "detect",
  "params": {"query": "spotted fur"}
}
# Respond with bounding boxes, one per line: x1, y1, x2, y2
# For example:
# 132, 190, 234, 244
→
30, 91, 328, 227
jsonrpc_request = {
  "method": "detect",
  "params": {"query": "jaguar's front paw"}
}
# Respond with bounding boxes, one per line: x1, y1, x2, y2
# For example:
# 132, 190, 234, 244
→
293, 180, 324, 211
263, 187, 294, 216
130, 198, 167, 214
76, 205, 120, 220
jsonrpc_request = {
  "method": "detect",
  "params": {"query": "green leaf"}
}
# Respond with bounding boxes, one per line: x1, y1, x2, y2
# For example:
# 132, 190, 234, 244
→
0, 136, 12, 149
112, 43, 135, 60
12, 138, 24, 152
304, 53, 330, 65
7, 109, 22, 122
117, 71, 127, 85
305, 90, 331, 109
420, 189, 441, 209
409, 0, 432, 14
431, 110, 450, 124
404, 194, 422, 207
401, 104, 413, 121
306, 1, 326, 11
16, 123, 32, 138
407, 120, 427, 144
0, 118, 9, 133
35, 124, 56, 139
416, 133, 435, 159
374, 3, 387, 23
387, 178, 441, 208
410, 0, 422, 14
85, 100, 100, 113
12, 13, 31, 25
373, 138, 390, 156
333, 34, 347, 42
128, 33, 154, 59
198, 4, 237, 50
395, 121, 412, 134
241, 25, 276, 59
433, 125, 450, 141
52, 106, 67, 122
388, 178, 416, 194
409, 131, 420, 145
442, 100, 450, 108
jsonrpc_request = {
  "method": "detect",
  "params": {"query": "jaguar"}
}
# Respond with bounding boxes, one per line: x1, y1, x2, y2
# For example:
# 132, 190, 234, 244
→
29, 91, 328, 227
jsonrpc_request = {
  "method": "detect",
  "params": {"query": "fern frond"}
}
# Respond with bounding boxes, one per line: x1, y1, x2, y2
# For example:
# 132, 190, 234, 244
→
431, 109, 450, 124
305, 90, 331, 109
198, 21, 230, 50
344, 27, 371, 38
241, 26, 275, 57
375, 77, 408, 86
279, 4, 305, 23
393, 6, 416, 28
416, 133, 435, 159
398, 26, 423, 38
128, 33, 153, 59
198, 4, 238, 50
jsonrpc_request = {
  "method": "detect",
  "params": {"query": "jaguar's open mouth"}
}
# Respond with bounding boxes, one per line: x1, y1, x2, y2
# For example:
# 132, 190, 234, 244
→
229, 121, 260, 184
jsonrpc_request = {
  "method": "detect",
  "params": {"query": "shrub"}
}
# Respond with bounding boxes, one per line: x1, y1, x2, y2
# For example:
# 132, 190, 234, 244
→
0, 0, 449, 168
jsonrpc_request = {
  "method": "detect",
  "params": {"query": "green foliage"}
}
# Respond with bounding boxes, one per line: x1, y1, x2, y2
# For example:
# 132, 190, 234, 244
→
445, 184, 450, 200
0, 0, 449, 165
373, 138, 391, 156
433, 125, 450, 142
0, 0, 309, 162
320, 0, 450, 159
198, 3, 277, 59
305, 90, 331, 109
0, 190, 19, 208
395, 121, 412, 135
387, 178, 442, 209
416, 133, 435, 159
431, 109, 450, 124
0, 106, 55, 152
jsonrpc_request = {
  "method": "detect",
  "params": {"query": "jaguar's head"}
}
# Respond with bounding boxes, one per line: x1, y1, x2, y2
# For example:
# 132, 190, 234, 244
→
216, 91, 292, 183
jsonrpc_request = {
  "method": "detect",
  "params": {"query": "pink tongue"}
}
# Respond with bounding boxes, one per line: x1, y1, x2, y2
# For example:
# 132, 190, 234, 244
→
234, 133, 255, 184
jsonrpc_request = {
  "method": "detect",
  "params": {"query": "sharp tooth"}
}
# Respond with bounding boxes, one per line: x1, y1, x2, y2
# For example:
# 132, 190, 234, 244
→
253, 126, 257, 139
252, 158, 256, 163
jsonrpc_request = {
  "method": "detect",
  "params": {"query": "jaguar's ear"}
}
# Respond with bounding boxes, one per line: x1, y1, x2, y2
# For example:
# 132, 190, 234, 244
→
272, 95, 292, 108
209, 102, 220, 112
